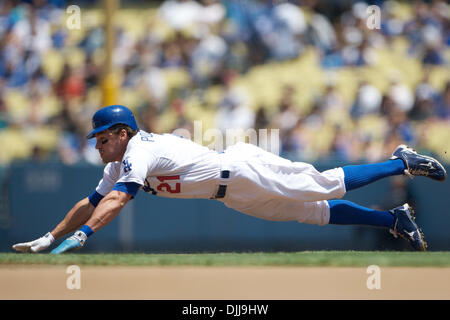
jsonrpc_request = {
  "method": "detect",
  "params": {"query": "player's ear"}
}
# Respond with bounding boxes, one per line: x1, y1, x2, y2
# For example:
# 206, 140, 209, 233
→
119, 128, 128, 140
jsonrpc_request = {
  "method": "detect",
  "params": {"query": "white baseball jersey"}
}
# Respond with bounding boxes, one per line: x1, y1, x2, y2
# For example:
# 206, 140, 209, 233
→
95, 131, 222, 199
93, 130, 346, 225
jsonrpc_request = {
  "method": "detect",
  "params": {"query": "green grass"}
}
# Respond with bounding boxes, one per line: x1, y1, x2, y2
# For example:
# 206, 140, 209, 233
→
1, 251, 450, 267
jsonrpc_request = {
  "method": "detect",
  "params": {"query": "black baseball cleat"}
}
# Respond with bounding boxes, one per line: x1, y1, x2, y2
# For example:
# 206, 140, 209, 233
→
389, 203, 427, 251
391, 144, 447, 181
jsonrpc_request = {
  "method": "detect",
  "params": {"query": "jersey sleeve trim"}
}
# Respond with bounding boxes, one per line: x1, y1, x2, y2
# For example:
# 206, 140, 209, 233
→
112, 182, 141, 198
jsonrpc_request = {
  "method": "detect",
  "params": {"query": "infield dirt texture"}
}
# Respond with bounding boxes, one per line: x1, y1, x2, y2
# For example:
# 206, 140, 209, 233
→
1, 251, 450, 299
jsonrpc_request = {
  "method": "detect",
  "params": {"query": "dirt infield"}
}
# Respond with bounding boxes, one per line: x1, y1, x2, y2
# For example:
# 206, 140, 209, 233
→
1, 265, 449, 300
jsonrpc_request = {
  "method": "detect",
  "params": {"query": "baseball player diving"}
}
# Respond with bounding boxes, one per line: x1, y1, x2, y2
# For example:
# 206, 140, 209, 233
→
12, 105, 447, 253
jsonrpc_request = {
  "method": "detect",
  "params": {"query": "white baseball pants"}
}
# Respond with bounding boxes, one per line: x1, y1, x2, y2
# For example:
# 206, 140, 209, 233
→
217, 142, 346, 226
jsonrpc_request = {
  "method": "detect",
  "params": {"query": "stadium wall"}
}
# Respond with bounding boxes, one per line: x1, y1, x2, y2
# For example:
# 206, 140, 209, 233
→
1, 162, 449, 252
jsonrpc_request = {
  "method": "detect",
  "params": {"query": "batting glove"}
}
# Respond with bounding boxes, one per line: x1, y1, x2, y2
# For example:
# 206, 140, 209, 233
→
12, 232, 55, 253
50, 230, 88, 254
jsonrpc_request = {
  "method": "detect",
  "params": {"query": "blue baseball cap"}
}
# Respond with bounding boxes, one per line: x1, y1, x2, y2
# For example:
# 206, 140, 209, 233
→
87, 105, 138, 139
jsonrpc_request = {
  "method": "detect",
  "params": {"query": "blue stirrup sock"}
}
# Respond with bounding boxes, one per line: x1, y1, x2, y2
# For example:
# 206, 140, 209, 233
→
342, 159, 405, 191
328, 200, 394, 228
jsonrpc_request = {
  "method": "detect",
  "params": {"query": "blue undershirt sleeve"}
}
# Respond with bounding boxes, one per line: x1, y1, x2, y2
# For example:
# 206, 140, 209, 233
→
112, 182, 141, 198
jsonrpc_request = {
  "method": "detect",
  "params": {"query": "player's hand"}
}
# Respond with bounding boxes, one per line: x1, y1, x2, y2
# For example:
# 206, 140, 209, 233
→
50, 230, 88, 254
12, 232, 55, 253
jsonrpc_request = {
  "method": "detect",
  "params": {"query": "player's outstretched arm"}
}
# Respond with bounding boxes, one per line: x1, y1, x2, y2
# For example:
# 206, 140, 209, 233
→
50, 197, 96, 239
12, 197, 95, 253
50, 190, 131, 254
84, 190, 132, 232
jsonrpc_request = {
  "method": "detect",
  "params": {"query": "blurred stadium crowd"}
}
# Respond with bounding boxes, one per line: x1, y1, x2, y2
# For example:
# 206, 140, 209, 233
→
0, 0, 449, 166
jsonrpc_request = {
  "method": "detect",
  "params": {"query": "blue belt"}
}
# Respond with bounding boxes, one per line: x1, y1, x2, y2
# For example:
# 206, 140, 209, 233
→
215, 170, 230, 199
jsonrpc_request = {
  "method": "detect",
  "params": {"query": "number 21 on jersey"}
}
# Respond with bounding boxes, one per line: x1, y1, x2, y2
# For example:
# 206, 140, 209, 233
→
143, 175, 181, 195
156, 175, 180, 193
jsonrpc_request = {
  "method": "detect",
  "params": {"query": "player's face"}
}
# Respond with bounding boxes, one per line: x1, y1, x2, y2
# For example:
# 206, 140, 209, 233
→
94, 130, 128, 163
